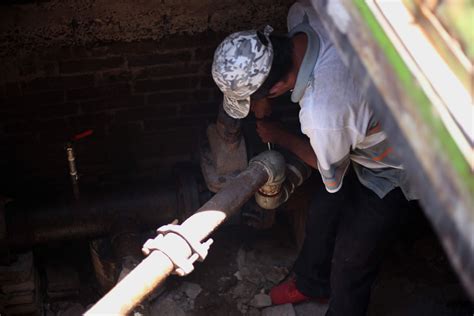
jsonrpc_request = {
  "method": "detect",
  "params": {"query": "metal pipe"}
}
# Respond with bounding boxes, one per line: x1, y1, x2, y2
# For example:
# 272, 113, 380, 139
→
85, 152, 277, 315
65, 143, 80, 201
200, 104, 248, 193
6, 185, 178, 248
215, 105, 242, 145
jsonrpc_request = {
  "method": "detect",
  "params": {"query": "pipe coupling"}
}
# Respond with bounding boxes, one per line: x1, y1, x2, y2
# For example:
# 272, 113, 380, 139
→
254, 153, 312, 210
249, 150, 286, 188
250, 150, 286, 210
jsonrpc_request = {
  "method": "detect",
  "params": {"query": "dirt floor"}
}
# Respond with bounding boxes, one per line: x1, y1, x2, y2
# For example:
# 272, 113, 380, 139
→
3, 209, 473, 316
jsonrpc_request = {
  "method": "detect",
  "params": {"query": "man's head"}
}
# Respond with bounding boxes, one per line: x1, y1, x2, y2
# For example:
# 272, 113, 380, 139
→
251, 34, 294, 101
212, 26, 294, 119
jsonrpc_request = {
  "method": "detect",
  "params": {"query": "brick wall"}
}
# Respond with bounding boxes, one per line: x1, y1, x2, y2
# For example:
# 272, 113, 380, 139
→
0, 32, 225, 195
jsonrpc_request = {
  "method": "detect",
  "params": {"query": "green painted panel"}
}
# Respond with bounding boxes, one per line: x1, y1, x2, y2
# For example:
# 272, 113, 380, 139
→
353, 0, 473, 194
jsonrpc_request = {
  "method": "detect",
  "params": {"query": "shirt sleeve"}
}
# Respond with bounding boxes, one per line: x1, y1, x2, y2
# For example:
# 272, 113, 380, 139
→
306, 127, 352, 193
287, 1, 313, 31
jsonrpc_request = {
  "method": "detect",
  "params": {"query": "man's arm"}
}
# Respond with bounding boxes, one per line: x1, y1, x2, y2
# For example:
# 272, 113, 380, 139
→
256, 120, 318, 169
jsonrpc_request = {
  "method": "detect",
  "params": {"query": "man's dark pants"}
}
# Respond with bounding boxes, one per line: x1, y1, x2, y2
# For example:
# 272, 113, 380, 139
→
294, 167, 415, 316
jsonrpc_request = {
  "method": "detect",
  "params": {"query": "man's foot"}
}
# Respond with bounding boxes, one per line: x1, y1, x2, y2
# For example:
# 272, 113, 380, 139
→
270, 278, 312, 305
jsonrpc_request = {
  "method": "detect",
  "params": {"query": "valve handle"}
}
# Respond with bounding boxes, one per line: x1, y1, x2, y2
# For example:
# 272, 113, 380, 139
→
73, 129, 94, 141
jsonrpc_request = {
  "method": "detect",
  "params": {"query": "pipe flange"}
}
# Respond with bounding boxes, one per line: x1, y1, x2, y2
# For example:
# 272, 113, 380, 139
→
249, 150, 286, 185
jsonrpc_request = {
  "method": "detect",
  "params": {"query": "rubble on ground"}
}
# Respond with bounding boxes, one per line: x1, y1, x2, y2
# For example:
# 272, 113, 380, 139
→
12, 225, 465, 316
147, 234, 326, 315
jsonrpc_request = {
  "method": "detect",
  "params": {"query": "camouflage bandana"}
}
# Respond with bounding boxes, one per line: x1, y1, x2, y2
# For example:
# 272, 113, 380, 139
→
212, 25, 274, 119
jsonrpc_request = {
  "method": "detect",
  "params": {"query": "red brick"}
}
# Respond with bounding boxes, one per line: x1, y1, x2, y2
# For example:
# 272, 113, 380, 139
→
199, 75, 217, 89
134, 77, 198, 93
100, 41, 160, 56
2, 133, 40, 146
22, 74, 95, 92
108, 122, 144, 138
194, 47, 215, 61
38, 129, 73, 142
179, 102, 219, 117
36, 118, 71, 134
114, 105, 177, 123
67, 83, 130, 101
4, 82, 22, 98
1, 102, 79, 121
37, 103, 81, 119
160, 131, 200, 156
127, 51, 192, 67
73, 139, 109, 165
0, 107, 32, 120
147, 91, 190, 105
10, 118, 71, 143
137, 132, 198, 158
97, 70, 131, 85
143, 117, 205, 132
69, 47, 93, 59
19, 61, 36, 77
38, 61, 59, 77
60, 57, 124, 74
2, 119, 38, 134
210, 87, 223, 100
131, 140, 163, 159
8, 91, 65, 107
158, 32, 221, 50
134, 63, 200, 79
81, 95, 144, 113
40, 46, 72, 61
199, 61, 212, 74
67, 112, 112, 138
192, 90, 212, 102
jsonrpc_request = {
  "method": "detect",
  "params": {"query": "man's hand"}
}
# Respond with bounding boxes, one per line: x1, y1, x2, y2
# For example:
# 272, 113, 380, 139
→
257, 120, 318, 169
256, 120, 286, 144
250, 98, 272, 119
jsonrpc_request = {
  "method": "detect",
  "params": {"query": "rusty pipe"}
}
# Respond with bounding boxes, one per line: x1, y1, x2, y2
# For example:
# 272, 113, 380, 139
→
215, 105, 242, 145
6, 184, 179, 249
85, 151, 283, 315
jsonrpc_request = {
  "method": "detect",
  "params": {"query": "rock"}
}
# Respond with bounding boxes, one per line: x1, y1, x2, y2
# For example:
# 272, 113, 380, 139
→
248, 306, 262, 316
149, 298, 185, 316
263, 266, 287, 284
181, 282, 202, 299
237, 248, 247, 270
217, 275, 237, 292
232, 281, 258, 300
244, 269, 265, 285
262, 304, 296, 316
249, 293, 272, 308
237, 301, 249, 314
294, 301, 329, 316
161, 285, 194, 312
234, 271, 243, 281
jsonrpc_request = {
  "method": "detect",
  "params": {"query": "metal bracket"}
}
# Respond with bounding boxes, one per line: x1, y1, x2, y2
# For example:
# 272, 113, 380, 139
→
142, 223, 213, 276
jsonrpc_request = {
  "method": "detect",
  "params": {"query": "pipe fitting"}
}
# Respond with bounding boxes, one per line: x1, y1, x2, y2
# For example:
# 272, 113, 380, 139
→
250, 150, 286, 209
249, 150, 286, 186
255, 185, 287, 210
254, 154, 312, 210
